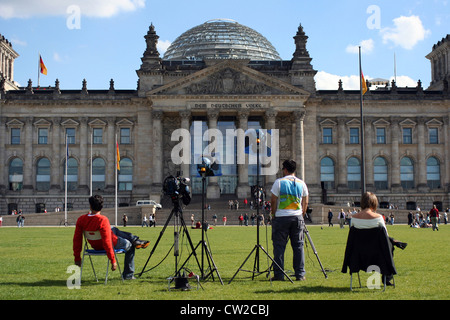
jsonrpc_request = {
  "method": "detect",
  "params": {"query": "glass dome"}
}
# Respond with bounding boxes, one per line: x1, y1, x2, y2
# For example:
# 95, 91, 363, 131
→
163, 19, 281, 61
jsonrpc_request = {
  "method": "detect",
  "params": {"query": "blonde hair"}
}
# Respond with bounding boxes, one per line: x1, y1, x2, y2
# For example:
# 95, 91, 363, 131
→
360, 192, 378, 211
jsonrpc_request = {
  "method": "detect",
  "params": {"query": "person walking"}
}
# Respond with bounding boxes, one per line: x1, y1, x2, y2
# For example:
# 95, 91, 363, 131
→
327, 209, 334, 227
270, 159, 309, 281
429, 205, 440, 231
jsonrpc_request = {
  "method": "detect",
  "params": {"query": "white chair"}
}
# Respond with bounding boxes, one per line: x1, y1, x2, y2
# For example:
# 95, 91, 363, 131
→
80, 230, 125, 284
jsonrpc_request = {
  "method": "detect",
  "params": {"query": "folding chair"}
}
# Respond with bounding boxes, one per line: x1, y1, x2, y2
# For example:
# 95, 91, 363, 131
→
80, 230, 125, 284
342, 227, 397, 292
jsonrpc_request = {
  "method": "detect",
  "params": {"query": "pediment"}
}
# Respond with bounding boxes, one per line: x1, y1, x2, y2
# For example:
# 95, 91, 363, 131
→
148, 60, 310, 97
88, 119, 107, 127
33, 119, 52, 127
319, 118, 337, 126
61, 119, 80, 127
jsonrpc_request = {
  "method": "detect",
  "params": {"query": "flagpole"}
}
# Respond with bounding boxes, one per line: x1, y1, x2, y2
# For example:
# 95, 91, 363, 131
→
359, 46, 366, 196
90, 130, 93, 196
37, 53, 40, 87
65, 134, 68, 226
115, 133, 118, 227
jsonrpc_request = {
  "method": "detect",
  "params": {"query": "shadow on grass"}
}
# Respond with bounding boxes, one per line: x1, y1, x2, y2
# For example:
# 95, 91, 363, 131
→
255, 285, 350, 294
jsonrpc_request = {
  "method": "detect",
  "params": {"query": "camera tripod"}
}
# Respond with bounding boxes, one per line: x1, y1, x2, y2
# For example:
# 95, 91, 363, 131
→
177, 174, 223, 284
138, 197, 201, 279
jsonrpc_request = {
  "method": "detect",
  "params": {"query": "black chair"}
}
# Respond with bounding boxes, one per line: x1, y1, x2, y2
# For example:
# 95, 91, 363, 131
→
342, 226, 396, 291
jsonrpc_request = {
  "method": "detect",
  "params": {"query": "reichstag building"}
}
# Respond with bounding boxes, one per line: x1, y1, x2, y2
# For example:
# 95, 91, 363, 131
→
0, 20, 449, 214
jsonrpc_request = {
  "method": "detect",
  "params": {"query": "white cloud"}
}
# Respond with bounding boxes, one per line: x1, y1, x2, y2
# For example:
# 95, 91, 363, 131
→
157, 40, 172, 55
346, 39, 375, 54
380, 15, 431, 50
315, 71, 418, 90
315, 71, 363, 90
0, 0, 146, 19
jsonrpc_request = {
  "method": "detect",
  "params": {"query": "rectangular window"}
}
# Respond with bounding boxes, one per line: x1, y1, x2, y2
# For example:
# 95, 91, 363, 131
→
120, 128, 131, 144
93, 128, 103, 144
11, 128, 20, 145
66, 128, 76, 144
38, 128, 48, 144
429, 128, 438, 144
403, 128, 412, 144
349, 128, 359, 144
322, 128, 332, 144
376, 128, 386, 144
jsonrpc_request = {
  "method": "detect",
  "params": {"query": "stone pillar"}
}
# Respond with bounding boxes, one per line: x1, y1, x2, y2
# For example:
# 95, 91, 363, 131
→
134, 102, 152, 197
23, 117, 33, 192
0, 117, 5, 192
152, 110, 164, 193
444, 116, 450, 191
179, 110, 191, 179
206, 109, 220, 199
293, 110, 306, 181
390, 118, 401, 190
364, 118, 374, 190
79, 117, 88, 191
105, 117, 115, 190
417, 117, 427, 191
237, 110, 249, 198
337, 117, 347, 191
50, 117, 61, 191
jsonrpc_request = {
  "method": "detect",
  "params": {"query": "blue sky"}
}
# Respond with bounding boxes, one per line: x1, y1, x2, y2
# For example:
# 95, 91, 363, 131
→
0, 0, 448, 90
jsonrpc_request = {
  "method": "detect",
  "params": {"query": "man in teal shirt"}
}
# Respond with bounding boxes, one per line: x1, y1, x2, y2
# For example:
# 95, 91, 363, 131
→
270, 160, 309, 281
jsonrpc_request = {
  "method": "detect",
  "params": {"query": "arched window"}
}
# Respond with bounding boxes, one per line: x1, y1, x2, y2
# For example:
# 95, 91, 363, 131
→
374, 157, 388, 190
92, 158, 105, 191
118, 158, 133, 191
347, 157, 361, 190
400, 157, 414, 189
9, 158, 23, 191
36, 158, 51, 191
320, 157, 335, 189
64, 158, 79, 191
427, 157, 441, 189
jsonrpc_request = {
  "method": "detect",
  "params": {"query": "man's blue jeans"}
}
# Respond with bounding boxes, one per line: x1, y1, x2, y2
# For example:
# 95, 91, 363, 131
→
271, 215, 305, 280
112, 227, 137, 279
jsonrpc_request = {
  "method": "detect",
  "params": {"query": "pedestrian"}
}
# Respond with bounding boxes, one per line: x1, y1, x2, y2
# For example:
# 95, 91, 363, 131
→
327, 209, 333, 227
222, 215, 227, 226
122, 214, 128, 227
339, 209, 346, 228
270, 159, 309, 281
429, 205, 440, 231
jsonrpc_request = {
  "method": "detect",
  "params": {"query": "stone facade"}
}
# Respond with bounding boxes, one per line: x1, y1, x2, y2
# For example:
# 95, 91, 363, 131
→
0, 25, 449, 215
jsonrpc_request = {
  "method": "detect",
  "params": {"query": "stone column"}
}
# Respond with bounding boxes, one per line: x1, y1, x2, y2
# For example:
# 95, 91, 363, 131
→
293, 110, 306, 181
0, 117, 5, 192
337, 117, 347, 191
206, 109, 220, 199
105, 117, 115, 190
23, 117, 33, 192
152, 110, 163, 192
390, 118, 401, 191
134, 102, 152, 198
179, 110, 191, 179
264, 109, 278, 188
50, 117, 61, 191
237, 110, 249, 198
417, 117, 427, 191
79, 117, 88, 191
444, 116, 450, 191
364, 118, 374, 190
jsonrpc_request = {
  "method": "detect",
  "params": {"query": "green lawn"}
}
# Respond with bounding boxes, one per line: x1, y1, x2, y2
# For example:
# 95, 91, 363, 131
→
0, 223, 448, 301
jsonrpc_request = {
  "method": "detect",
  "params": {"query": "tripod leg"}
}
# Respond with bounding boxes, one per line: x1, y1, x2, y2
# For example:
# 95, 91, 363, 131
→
304, 226, 328, 279
202, 241, 224, 285
258, 245, 294, 283
138, 208, 175, 277
228, 245, 258, 284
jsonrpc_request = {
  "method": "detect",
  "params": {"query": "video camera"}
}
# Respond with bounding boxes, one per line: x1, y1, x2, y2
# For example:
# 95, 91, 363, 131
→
163, 171, 191, 206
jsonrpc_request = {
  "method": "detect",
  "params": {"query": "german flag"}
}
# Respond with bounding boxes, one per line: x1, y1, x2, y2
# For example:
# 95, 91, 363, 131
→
116, 141, 120, 171
39, 55, 47, 75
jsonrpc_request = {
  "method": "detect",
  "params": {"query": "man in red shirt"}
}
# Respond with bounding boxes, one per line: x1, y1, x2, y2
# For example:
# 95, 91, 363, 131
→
429, 205, 440, 231
73, 195, 149, 280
